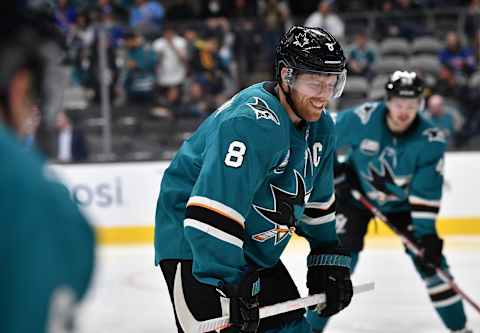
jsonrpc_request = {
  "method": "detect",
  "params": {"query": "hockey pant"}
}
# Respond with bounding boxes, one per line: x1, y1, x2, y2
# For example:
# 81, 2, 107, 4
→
307, 195, 467, 332
160, 259, 312, 333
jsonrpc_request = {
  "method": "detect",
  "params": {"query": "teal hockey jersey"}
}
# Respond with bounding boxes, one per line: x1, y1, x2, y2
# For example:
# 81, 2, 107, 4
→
0, 125, 95, 333
335, 101, 447, 237
155, 82, 338, 286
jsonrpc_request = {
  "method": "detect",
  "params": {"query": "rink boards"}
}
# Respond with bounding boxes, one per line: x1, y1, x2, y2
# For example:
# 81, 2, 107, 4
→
51, 152, 480, 245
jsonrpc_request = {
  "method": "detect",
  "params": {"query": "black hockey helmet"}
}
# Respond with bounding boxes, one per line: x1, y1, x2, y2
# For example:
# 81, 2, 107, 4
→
385, 71, 425, 99
274, 25, 347, 98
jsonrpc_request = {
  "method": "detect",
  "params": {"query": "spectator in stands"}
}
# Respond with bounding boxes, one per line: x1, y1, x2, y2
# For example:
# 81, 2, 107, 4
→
55, 0, 77, 34
261, 0, 292, 65
152, 24, 188, 113
200, 0, 229, 18
304, 0, 345, 40
123, 30, 157, 105
347, 31, 376, 79
129, 0, 165, 38
434, 65, 466, 101
423, 94, 463, 143
439, 31, 476, 77
69, 11, 96, 87
376, 1, 402, 39
189, 31, 230, 105
55, 111, 89, 163
465, 0, 480, 44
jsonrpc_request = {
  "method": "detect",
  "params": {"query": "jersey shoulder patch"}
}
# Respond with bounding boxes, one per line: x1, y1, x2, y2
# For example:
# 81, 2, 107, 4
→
353, 102, 379, 125
246, 97, 280, 126
422, 127, 447, 143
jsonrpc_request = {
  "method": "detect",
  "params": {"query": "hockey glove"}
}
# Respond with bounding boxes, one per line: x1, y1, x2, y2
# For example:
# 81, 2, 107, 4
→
334, 161, 362, 198
415, 234, 444, 275
306, 246, 353, 317
220, 269, 260, 332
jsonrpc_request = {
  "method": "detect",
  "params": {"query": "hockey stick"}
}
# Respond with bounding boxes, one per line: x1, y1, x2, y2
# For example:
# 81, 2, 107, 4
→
351, 189, 480, 314
193, 282, 374, 333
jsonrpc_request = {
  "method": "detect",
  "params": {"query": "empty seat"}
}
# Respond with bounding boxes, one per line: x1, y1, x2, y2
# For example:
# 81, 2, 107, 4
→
469, 71, 480, 88
342, 76, 369, 98
411, 36, 443, 55
379, 38, 410, 57
372, 56, 407, 75
407, 55, 441, 76
370, 74, 390, 90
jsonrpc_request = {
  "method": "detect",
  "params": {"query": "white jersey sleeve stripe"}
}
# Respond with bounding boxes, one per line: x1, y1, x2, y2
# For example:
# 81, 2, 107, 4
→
305, 193, 335, 210
433, 295, 462, 308
412, 212, 438, 220
409, 195, 440, 207
301, 212, 336, 225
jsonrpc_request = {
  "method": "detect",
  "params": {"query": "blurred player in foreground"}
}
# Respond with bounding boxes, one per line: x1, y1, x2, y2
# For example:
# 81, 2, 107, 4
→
0, 3, 95, 333
327, 71, 472, 333
155, 26, 353, 332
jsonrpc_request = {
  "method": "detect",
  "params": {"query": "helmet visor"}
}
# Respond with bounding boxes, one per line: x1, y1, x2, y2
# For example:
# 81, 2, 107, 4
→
290, 69, 347, 99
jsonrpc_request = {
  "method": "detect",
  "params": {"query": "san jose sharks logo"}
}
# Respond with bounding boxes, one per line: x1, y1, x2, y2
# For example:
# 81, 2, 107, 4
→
247, 97, 280, 125
362, 147, 411, 204
252, 170, 306, 245
423, 128, 446, 143
293, 31, 310, 48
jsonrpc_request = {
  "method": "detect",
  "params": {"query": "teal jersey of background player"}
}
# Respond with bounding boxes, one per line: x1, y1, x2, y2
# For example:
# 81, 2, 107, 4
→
155, 82, 338, 287
0, 125, 95, 333
335, 101, 447, 237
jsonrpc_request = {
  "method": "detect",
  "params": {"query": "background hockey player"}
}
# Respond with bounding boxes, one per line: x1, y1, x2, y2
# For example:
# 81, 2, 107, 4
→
155, 26, 353, 332
320, 70, 472, 333
0, 2, 95, 333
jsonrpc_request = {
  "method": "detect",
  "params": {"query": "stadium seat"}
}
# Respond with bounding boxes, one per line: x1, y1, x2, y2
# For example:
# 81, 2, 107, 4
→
379, 38, 410, 57
469, 71, 480, 88
407, 55, 441, 76
411, 36, 443, 55
342, 76, 369, 99
370, 74, 390, 90
372, 56, 407, 75
368, 87, 385, 100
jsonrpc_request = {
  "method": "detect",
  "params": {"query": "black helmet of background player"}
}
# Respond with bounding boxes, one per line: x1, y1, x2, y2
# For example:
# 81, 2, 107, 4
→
274, 25, 347, 99
0, 1, 63, 136
385, 70, 425, 100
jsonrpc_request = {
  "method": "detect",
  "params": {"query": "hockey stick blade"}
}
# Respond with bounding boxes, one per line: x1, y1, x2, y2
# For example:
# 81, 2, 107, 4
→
195, 282, 375, 333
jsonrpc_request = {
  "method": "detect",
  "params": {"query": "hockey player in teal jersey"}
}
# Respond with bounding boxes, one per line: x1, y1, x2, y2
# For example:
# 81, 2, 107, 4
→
318, 71, 471, 332
0, 3, 95, 333
155, 26, 354, 332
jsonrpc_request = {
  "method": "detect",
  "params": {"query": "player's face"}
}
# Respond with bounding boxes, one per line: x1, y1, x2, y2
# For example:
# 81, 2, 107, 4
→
290, 73, 338, 122
386, 97, 421, 133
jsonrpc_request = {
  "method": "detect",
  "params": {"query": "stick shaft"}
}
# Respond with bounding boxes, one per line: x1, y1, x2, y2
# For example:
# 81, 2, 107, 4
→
197, 282, 374, 332
351, 189, 480, 314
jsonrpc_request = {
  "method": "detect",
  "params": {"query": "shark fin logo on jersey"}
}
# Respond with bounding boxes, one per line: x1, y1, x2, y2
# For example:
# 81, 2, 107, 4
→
423, 128, 446, 143
252, 170, 305, 245
354, 102, 378, 125
247, 97, 280, 125
362, 147, 411, 204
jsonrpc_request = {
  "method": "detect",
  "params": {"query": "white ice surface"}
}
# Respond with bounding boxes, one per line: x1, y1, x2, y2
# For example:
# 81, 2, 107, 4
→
77, 237, 480, 333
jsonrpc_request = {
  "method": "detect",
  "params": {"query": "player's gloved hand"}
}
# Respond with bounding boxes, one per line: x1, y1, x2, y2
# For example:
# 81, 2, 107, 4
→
220, 269, 260, 332
416, 234, 443, 275
306, 245, 353, 317
334, 161, 361, 196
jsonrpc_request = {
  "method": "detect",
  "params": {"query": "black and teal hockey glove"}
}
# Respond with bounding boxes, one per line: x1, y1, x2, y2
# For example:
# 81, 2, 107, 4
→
306, 246, 353, 317
334, 161, 362, 198
219, 269, 261, 332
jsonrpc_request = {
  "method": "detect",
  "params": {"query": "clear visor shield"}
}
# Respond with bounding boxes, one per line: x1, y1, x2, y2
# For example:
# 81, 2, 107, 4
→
289, 69, 347, 99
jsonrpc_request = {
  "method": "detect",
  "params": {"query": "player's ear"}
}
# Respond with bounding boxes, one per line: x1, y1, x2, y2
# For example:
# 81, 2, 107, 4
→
280, 67, 289, 88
